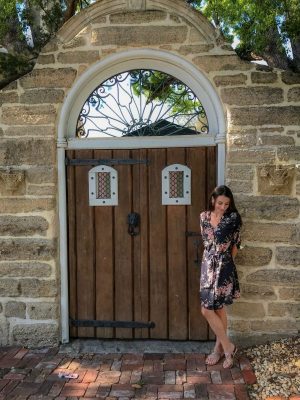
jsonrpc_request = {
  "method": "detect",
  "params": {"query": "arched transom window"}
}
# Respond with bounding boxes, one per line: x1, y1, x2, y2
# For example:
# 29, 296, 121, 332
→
76, 69, 209, 138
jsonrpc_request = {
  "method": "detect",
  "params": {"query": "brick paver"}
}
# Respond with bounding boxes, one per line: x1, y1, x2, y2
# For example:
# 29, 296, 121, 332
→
0, 345, 262, 400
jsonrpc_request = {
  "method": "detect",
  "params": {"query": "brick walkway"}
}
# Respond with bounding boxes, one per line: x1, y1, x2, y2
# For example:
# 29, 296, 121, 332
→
0, 346, 256, 400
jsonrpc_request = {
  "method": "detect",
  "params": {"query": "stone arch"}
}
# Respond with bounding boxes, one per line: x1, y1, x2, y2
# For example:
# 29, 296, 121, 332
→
57, 0, 217, 44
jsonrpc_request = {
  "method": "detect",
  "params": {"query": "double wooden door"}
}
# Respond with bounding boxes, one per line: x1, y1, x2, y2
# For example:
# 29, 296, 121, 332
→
66, 146, 216, 340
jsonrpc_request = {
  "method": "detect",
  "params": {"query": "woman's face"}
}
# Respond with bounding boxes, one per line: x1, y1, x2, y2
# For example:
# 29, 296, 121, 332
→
213, 195, 230, 215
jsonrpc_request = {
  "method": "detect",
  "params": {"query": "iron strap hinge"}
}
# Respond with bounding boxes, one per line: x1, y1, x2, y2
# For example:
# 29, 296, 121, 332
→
65, 158, 150, 166
69, 318, 155, 329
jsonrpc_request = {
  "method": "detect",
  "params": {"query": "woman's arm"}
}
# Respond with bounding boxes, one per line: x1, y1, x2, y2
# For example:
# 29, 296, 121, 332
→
232, 244, 238, 259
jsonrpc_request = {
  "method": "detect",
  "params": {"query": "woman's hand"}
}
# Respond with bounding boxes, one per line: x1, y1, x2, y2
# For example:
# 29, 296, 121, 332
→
232, 244, 238, 259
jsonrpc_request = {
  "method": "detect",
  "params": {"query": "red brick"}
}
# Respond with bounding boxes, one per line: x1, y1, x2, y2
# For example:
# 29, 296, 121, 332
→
47, 381, 64, 396
82, 369, 98, 383
289, 396, 300, 400
158, 384, 183, 392
110, 383, 135, 397
210, 370, 222, 384
186, 370, 211, 384
194, 383, 208, 398
220, 369, 233, 384
241, 369, 257, 385
265, 397, 286, 400
13, 348, 29, 360
60, 382, 88, 397
231, 367, 245, 384
164, 360, 186, 370
119, 370, 132, 384
235, 383, 250, 400
96, 370, 121, 384
176, 370, 186, 385
207, 383, 235, 400
0, 380, 9, 391
238, 357, 253, 371
183, 383, 195, 398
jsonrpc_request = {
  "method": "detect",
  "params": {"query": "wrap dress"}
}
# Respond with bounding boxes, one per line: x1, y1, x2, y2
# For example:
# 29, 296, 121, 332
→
199, 211, 242, 310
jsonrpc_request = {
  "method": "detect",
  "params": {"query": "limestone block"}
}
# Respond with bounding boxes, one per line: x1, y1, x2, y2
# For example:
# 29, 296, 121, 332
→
0, 216, 48, 236
227, 148, 275, 164
62, 36, 87, 49
277, 146, 300, 162
0, 169, 25, 196
260, 126, 284, 133
257, 134, 294, 146
57, 50, 99, 64
242, 222, 296, 243
240, 284, 276, 300
0, 198, 55, 213
221, 87, 283, 106
0, 128, 3, 137
225, 180, 253, 194
229, 302, 265, 318
5, 125, 55, 137
26, 167, 55, 184
36, 54, 55, 64
0, 91, 19, 105
27, 185, 55, 196
0, 239, 57, 261
2, 81, 17, 90
281, 71, 300, 84
226, 165, 254, 181
1, 105, 56, 125
230, 106, 300, 126
250, 320, 297, 333
0, 262, 52, 278
19, 68, 77, 88
235, 246, 272, 267
193, 55, 252, 72
251, 71, 278, 84
213, 74, 247, 87
257, 165, 294, 195
236, 195, 299, 220
20, 89, 65, 104
126, 0, 146, 10
40, 39, 59, 53
179, 44, 214, 56
0, 139, 55, 166
279, 288, 300, 301
228, 132, 257, 147
228, 320, 251, 333
91, 26, 188, 46
287, 87, 300, 102
0, 303, 2, 313
27, 302, 58, 319
19, 279, 57, 297
276, 246, 300, 267
0, 279, 21, 296
5, 301, 26, 318
109, 11, 166, 24
0, 320, 9, 346
268, 303, 300, 318
189, 28, 210, 42
246, 269, 300, 286
12, 323, 59, 347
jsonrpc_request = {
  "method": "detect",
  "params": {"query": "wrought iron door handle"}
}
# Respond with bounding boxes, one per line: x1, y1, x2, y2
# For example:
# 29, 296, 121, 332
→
127, 212, 140, 236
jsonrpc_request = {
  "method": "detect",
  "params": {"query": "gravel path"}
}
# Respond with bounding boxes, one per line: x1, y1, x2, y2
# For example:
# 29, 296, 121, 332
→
241, 336, 300, 399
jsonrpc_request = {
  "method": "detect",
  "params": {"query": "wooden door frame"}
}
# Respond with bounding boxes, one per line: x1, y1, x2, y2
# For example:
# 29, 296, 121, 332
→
57, 49, 226, 343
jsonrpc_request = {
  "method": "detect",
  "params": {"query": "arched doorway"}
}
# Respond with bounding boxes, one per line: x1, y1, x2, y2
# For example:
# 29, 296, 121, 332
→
57, 49, 226, 342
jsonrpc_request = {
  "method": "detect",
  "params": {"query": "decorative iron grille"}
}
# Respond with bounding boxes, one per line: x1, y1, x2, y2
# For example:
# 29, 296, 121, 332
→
169, 171, 184, 198
96, 172, 111, 199
76, 69, 209, 138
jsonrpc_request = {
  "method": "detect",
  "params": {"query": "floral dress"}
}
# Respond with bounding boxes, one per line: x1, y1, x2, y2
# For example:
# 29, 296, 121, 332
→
199, 211, 242, 310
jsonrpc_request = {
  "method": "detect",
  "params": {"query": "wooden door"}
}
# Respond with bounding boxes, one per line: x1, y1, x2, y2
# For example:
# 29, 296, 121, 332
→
66, 147, 216, 340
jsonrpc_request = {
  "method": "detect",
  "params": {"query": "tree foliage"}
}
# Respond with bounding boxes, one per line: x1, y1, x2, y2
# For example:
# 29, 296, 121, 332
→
189, 0, 300, 72
0, 0, 94, 88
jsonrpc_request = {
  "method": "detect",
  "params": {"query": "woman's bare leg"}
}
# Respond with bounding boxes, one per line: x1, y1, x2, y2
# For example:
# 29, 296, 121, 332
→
214, 307, 228, 352
201, 307, 234, 355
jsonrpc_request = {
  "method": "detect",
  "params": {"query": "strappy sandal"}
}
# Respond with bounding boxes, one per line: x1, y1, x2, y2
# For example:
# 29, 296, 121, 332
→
205, 351, 224, 366
223, 346, 238, 369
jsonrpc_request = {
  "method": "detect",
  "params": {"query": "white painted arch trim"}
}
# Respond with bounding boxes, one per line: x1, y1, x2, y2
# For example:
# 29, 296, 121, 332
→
57, 48, 226, 343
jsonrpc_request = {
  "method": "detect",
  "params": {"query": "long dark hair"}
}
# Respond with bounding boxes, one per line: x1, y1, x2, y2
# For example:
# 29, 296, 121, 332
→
208, 185, 240, 217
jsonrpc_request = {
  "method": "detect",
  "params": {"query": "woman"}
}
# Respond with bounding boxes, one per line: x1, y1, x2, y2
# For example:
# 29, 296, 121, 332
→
199, 185, 242, 369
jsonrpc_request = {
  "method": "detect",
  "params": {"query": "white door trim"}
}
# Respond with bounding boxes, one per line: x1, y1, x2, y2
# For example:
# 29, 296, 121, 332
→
57, 48, 226, 343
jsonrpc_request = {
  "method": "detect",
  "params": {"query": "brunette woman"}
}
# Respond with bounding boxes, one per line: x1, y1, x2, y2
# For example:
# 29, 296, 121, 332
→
199, 185, 242, 369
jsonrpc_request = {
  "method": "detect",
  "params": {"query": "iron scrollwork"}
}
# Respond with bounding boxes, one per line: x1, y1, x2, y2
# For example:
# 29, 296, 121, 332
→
76, 69, 209, 138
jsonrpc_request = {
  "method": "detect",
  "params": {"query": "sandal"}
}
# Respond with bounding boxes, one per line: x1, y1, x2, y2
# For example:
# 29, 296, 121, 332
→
223, 346, 238, 369
205, 351, 224, 365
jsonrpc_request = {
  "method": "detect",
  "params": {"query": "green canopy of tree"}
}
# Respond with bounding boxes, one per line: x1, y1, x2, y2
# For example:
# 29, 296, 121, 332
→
189, 0, 300, 72
0, 0, 299, 89
0, 0, 94, 89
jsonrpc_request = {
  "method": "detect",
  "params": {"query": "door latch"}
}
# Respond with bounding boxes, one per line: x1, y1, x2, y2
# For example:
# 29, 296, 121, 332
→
127, 212, 140, 236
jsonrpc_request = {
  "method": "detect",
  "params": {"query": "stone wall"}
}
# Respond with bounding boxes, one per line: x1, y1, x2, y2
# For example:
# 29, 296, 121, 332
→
0, 0, 299, 346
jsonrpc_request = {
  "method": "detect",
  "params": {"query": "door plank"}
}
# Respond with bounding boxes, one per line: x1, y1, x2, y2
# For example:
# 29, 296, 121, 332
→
75, 149, 95, 337
114, 149, 133, 338
186, 147, 208, 340
148, 148, 168, 338
66, 150, 77, 338
94, 149, 114, 338
167, 148, 188, 340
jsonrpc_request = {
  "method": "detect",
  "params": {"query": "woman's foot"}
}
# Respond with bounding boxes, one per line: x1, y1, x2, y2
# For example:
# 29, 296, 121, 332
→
223, 345, 238, 369
205, 351, 224, 365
